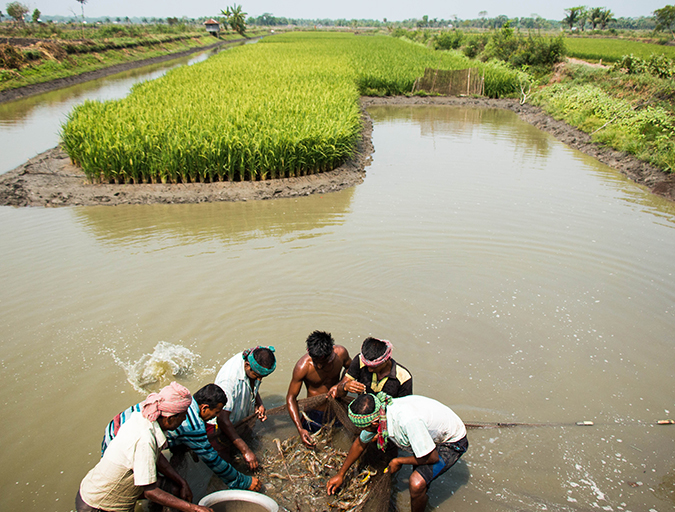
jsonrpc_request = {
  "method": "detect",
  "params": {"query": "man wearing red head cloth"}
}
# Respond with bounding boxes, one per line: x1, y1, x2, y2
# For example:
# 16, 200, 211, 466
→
333, 337, 413, 399
76, 382, 213, 512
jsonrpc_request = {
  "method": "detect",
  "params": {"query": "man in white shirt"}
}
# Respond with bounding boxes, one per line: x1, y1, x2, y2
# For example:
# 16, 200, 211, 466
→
327, 392, 468, 512
213, 346, 276, 470
76, 382, 213, 512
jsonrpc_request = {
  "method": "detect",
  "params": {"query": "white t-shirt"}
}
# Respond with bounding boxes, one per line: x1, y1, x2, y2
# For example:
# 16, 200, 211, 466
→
79, 412, 167, 512
360, 395, 466, 458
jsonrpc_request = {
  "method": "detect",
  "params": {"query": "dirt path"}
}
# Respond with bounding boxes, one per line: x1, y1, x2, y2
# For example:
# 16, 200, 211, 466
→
1, 96, 673, 207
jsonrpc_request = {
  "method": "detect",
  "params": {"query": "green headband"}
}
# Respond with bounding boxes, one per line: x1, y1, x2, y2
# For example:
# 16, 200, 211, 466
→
244, 346, 276, 377
348, 392, 391, 428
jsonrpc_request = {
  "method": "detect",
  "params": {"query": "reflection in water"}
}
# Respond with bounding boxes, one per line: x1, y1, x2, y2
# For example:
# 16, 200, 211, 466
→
370, 105, 554, 162
72, 186, 355, 246
2, 106, 675, 512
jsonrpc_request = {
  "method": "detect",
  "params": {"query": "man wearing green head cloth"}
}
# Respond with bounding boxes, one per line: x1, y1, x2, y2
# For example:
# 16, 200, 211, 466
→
327, 392, 468, 512
213, 346, 276, 470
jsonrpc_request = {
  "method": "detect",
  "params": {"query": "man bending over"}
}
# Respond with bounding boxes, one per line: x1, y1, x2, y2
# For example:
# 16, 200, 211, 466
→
102, 383, 260, 492
327, 392, 468, 512
286, 330, 351, 447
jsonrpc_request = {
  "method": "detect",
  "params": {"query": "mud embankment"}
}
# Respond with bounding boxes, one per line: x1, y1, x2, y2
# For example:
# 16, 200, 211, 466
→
1, 96, 673, 207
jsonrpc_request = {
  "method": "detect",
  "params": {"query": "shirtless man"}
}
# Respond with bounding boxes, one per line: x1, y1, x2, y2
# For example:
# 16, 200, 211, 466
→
286, 331, 352, 448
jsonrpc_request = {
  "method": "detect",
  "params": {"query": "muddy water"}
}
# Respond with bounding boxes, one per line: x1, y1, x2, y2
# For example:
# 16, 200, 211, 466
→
2, 105, 675, 512
0, 40, 254, 175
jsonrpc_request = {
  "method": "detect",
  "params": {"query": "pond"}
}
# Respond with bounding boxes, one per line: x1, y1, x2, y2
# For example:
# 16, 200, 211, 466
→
1, 104, 674, 512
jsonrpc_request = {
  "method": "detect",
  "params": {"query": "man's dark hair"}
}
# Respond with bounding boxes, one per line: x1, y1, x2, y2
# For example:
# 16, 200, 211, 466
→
361, 337, 387, 361
306, 330, 334, 359
194, 384, 227, 408
350, 393, 376, 415
253, 347, 276, 369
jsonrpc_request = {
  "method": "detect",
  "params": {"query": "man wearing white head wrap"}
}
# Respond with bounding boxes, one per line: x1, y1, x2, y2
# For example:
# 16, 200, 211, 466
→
76, 382, 214, 512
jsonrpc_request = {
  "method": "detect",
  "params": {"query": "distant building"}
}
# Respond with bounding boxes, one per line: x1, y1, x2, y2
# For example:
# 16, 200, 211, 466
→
204, 18, 221, 37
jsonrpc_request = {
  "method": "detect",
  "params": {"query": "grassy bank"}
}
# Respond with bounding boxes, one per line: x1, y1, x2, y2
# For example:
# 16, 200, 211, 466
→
0, 22, 267, 92
530, 62, 675, 172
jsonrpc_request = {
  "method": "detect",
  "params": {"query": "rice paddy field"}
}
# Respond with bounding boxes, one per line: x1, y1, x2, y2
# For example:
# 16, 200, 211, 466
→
60, 32, 524, 184
565, 36, 675, 63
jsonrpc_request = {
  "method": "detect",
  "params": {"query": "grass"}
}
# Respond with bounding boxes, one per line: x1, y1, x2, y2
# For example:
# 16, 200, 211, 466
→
530, 63, 675, 172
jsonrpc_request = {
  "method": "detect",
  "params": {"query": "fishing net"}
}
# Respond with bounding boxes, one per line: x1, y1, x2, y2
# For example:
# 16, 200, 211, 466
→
169, 393, 394, 512
236, 394, 394, 512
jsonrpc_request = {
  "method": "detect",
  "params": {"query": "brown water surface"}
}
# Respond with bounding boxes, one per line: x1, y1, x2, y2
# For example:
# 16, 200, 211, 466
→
1, 105, 674, 512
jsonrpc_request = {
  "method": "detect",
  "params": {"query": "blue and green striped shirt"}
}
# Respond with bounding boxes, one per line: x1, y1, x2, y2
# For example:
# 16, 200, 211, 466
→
102, 398, 251, 490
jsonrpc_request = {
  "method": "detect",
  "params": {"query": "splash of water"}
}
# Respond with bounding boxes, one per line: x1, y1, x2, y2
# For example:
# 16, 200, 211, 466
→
107, 341, 199, 393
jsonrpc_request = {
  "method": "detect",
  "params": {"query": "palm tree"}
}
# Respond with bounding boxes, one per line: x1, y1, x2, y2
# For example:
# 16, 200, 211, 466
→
563, 6, 585, 31
598, 8, 614, 30
221, 4, 247, 37
588, 7, 601, 30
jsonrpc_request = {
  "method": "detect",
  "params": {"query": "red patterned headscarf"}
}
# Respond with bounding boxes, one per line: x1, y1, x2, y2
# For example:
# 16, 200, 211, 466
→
360, 339, 393, 368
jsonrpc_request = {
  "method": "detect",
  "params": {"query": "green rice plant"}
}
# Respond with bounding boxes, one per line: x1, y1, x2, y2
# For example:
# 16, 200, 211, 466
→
565, 37, 675, 63
61, 31, 523, 183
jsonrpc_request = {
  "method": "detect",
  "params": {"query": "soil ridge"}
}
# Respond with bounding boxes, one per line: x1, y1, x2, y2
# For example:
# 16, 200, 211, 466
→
1, 96, 673, 207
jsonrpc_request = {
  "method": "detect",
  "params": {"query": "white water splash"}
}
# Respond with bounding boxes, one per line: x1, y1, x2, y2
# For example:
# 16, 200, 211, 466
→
106, 341, 199, 393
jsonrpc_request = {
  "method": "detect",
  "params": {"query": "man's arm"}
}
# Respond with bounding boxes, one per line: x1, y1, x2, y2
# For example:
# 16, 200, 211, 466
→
286, 358, 315, 447
326, 436, 368, 495
254, 391, 266, 421
216, 409, 258, 470
156, 453, 192, 503
386, 448, 439, 475
143, 483, 213, 512
177, 427, 258, 490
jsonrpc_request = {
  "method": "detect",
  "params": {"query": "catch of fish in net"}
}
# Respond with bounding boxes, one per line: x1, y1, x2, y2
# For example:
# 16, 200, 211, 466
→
257, 418, 380, 512
169, 394, 394, 512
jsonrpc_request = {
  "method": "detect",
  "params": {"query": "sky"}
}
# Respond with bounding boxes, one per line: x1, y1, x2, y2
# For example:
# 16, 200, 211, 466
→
39, 0, 664, 21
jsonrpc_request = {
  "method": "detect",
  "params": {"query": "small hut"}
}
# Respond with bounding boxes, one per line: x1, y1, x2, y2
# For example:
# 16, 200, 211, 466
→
204, 18, 221, 37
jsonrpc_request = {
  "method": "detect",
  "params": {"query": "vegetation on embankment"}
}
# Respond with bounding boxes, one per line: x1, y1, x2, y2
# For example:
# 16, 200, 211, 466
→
0, 22, 266, 92
530, 63, 675, 172
391, 25, 675, 173
60, 31, 525, 184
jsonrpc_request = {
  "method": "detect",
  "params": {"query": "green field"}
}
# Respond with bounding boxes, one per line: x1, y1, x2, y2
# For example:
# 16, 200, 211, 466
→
565, 36, 675, 63
61, 32, 525, 184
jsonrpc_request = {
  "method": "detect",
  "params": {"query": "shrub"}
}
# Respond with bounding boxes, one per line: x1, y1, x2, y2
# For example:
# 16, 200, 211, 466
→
433, 30, 464, 50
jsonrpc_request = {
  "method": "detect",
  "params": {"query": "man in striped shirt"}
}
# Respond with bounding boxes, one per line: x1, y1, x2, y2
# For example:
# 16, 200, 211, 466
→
102, 384, 259, 492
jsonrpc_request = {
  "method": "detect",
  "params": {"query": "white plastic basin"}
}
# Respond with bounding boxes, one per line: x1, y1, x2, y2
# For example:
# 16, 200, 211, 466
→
198, 490, 279, 512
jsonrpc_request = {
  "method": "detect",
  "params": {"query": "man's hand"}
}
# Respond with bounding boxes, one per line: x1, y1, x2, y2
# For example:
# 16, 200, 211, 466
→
255, 404, 267, 422
178, 480, 193, 504
327, 384, 340, 399
248, 477, 262, 492
326, 474, 344, 495
343, 380, 366, 394
242, 447, 259, 470
299, 428, 316, 448
193, 506, 214, 512
386, 458, 403, 475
